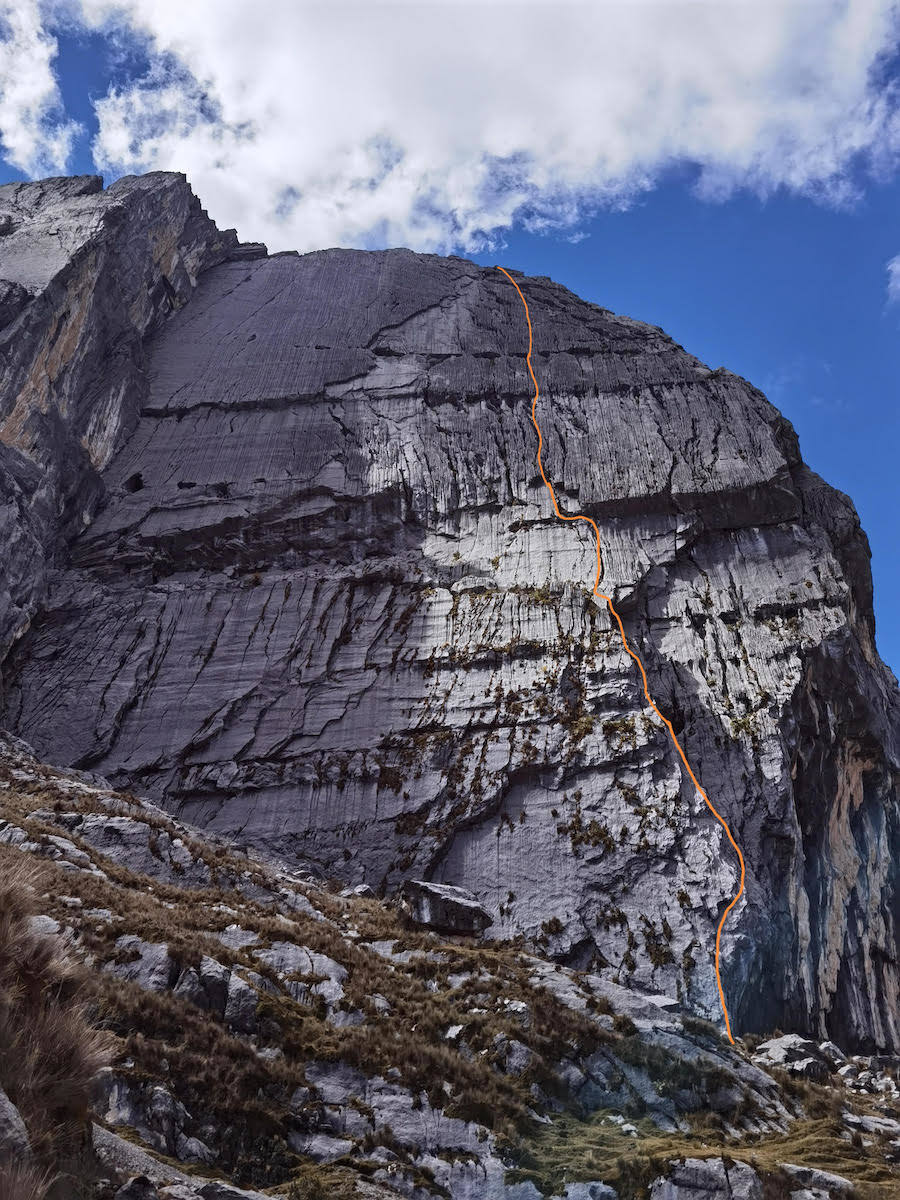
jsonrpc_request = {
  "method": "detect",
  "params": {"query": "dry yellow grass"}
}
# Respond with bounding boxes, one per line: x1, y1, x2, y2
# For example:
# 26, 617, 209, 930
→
0, 1160, 54, 1200
0, 849, 112, 1199
3, 766, 897, 1200
507, 1106, 899, 1199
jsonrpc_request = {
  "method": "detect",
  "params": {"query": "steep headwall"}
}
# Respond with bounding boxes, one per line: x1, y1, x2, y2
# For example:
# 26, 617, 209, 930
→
0, 172, 246, 659
0, 175, 897, 1050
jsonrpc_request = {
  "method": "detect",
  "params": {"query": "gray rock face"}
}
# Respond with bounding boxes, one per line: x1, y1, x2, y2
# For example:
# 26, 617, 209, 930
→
0, 173, 898, 1051
0, 172, 242, 663
649, 1158, 761, 1200
399, 879, 492, 934
779, 1165, 854, 1196
104, 935, 179, 993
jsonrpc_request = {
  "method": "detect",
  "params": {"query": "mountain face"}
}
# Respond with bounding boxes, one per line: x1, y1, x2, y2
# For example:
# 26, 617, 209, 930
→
0, 173, 897, 1053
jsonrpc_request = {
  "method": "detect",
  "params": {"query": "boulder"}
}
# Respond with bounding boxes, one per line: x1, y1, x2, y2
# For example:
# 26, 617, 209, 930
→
175, 1132, 216, 1165
173, 967, 207, 1009
751, 1035, 831, 1079
27, 914, 61, 937
105, 935, 178, 993
553, 1186, 617, 1200
194, 1184, 272, 1199
172, 955, 232, 1015
198, 955, 231, 1015
842, 1111, 900, 1136
223, 970, 272, 1033
650, 1158, 761, 1200
342, 883, 375, 898
793, 1057, 831, 1083
399, 880, 492, 935
215, 924, 259, 950
817, 1041, 848, 1067
780, 1164, 854, 1195
114, 1179, 161, 1200
0, 1083, 30, 1159
98, 1073, 190, 1156
502, 1038, 533, 1076
253, 941, 347, 1006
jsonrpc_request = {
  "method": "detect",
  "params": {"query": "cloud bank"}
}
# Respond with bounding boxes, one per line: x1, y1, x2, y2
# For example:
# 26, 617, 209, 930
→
3, 1, 900, 254
0, 0, 79, 174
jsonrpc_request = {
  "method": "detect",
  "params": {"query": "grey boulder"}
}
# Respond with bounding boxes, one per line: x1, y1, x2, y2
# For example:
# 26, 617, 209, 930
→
399, 880, 492, 935
0, 1083, 30, 1159
553, 1185, 617, 1200
115, 1179, 161, 1200
751, 1034, 832, 1081
104, 935, 178, 993
649, 1158, 761, 1200
779, 1165, 854, 1196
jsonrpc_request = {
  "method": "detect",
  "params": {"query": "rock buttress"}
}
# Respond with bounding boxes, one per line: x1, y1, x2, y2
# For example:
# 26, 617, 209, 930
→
0, 183, 897, 1050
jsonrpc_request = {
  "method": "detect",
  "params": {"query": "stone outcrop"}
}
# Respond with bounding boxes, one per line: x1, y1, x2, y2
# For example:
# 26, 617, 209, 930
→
399, 879, 493, 934
648, 1158, 762, 1200
0, 173, 897, 1053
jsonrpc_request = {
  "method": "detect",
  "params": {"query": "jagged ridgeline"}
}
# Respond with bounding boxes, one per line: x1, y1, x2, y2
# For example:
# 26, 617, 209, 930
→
0, 173, 897, 1057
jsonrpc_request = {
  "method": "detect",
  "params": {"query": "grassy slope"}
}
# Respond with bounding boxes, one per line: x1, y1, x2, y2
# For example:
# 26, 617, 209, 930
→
0, 754, 897, 1199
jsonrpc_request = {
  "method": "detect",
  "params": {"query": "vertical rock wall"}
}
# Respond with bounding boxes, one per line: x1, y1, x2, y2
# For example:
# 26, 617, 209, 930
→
0, 172, 241, 660
0, 177, 897, 1050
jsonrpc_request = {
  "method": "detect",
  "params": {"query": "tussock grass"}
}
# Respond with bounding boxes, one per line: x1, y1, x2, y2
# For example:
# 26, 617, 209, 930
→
5, 767, 897, 1200
507, 1107, 899, 1200
0, 848, 112, 1197
0, 1160, 54, 1200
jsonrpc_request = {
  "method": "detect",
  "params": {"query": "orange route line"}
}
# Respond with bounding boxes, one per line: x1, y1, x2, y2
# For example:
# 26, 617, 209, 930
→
495, 264, 746, 1044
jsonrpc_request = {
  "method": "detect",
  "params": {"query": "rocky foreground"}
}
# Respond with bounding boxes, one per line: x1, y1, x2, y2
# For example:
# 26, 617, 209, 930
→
1, 734, 898, 1199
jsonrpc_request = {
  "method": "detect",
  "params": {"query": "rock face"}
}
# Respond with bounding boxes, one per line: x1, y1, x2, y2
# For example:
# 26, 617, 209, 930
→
0, 173, 243, 660
0, 173, 898, 1051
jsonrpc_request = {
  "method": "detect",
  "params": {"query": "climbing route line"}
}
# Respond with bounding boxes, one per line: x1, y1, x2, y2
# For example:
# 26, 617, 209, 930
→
495, 265, 746, 1044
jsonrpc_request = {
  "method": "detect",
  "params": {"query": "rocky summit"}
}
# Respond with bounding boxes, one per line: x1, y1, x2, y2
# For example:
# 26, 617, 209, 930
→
0, 172, 898, 1199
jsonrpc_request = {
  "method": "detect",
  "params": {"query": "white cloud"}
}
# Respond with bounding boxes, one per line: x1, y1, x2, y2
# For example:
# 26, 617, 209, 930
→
888, 254, 900, 302
10, 1, 900, 252
0, 0, 80, 174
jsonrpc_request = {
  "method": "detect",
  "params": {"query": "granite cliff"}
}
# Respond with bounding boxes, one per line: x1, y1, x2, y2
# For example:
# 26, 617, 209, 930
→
0, 172, 897, 1057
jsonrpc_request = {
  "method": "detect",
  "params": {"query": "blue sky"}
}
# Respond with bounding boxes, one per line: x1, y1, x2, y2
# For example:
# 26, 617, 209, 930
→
0, 2, 898, 671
